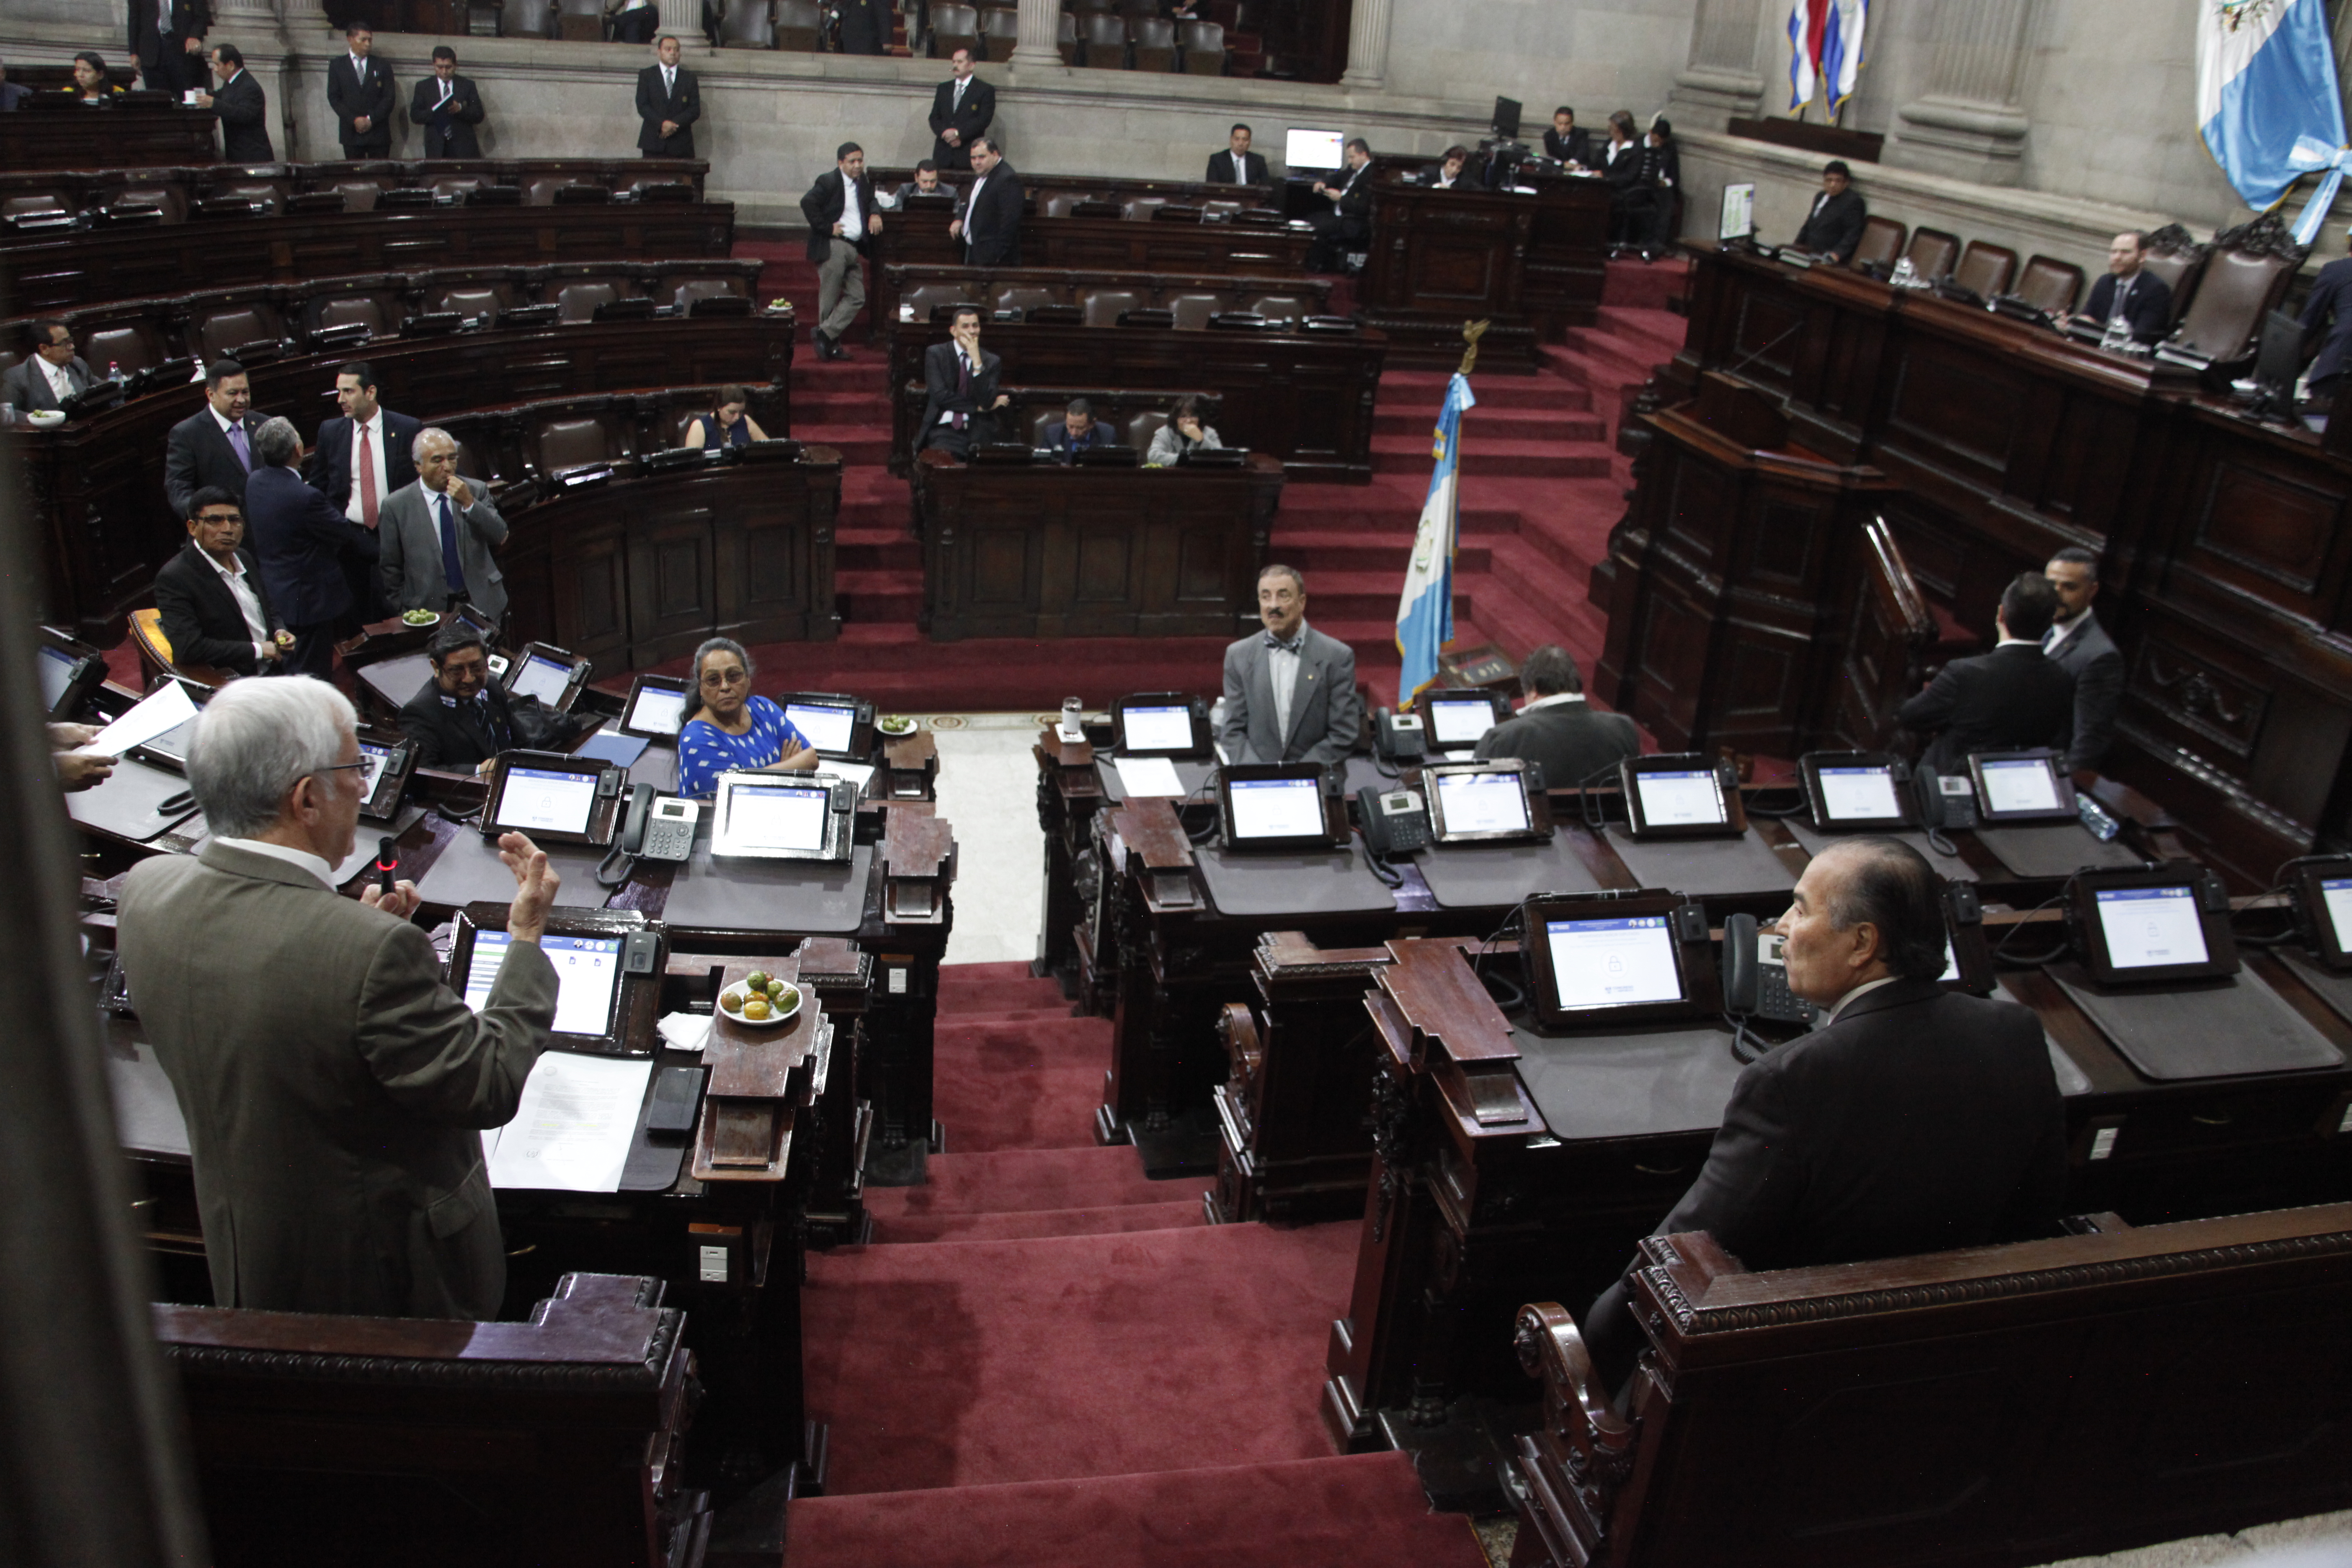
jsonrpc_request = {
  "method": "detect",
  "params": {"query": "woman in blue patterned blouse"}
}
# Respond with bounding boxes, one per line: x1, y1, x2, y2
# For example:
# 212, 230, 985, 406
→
676, 637, 817, 799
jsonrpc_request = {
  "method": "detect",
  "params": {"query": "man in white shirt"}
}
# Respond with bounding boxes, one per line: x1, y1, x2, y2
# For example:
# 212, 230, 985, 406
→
635, 34, 700, 158
1217, 564, 1362, 765
152, 486, 296, 677
1472, 644, 1640, 787
2, 320, 89, 414
949, 136, 1021, 267
308, 363, 419, 624
799, 141, 882, 362
916, 305, 1009, 456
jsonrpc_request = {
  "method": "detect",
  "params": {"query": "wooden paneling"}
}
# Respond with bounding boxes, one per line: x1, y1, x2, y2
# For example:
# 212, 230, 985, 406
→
0, 102, 218, 171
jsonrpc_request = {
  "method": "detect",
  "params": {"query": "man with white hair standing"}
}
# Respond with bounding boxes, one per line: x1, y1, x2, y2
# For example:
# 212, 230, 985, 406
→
116, 677, 562, 1320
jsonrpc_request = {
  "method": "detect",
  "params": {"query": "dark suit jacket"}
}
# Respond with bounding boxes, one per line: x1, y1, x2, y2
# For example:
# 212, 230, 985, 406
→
1472, 698, 1640, 789
153, 540, 281, 676
211, 69, 273, 162
957, 162, 1024, 267
800, 167, 878, 264
399, 675, 521, 769
327, 52, 395, 154
928, 75, 994, 166
129, 0, 209, 70
307, 409, 422, 514
1205, 148, 1269, 185
838, 0, 891, 54
2046, 611, 2123, 773
1583, 978, 2066, 1387
1218, 623, 1362, 766
635, 64, 699, 157
409, 73, 485, 159
0, 80, 30, 111
1311, 161, 1372, 244
1543, 125, 1594, 167
245, 463, 378, 628
2300, 256, 2352, 385
2, 354, 90, 413
2083, 270, 2173, 345
1043, 420, 1112, 462
1898, 641, 2077, 776
1792, 186, 1865, 261
917, 339, 1002, 448
164, 406, 262, 518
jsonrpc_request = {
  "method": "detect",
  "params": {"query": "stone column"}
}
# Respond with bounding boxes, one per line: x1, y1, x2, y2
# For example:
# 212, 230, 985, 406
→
1670, 0, 1767, 128
1340, 0, 1393, 91
658, 0, 703, 36
1886, 0, 2037, 186
1010, 0, 1066, 70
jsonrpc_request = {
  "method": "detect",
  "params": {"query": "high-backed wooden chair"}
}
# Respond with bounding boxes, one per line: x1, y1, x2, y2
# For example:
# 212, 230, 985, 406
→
929, 2, 980, 57
1080, 11, 1128, 65
1166, 291, 1227, 329
191, 301, 286, 362
1849, 215, 1904, 273
1125, 408, 1172, 451
719, 0, 776, 46
2167, 214, 2304, 364
2015, 254, 2085, 315
774, 0, 824, 47
978, 6, 1019, 58
904, 282, 980, 320
1130, 15, 1178, 69
1178, 19, 1224, 71
1952, 240, 2017, 298
988, 283, 1061, 315
552, 278, 625, 322
80, 319, 169, 378
2138, 222, 2207, 329
1080, 287, 1143, 325
1902, 227, 1959, 282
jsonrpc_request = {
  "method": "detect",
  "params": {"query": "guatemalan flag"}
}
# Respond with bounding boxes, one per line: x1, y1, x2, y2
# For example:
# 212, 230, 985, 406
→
1395, 373, 1475, 705
1787, 0, 1870, 113
2197, 0, 2351, 244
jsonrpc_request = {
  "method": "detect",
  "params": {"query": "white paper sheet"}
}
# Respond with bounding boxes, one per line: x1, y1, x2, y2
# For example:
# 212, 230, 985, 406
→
74, 681, 196, 757
1114, 756, 1186, 797
823, 760, 877, 795
483, 1052, 652, 1192
656, 1010, 713, 1054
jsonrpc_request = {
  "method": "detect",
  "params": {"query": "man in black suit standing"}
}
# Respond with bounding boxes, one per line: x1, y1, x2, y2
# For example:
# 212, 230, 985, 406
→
1206, 123, 1268, 186
1472, 645, 1639, 787
128, 0, 209, 98
839, 0, 892, 55
194, 44, 272, 163
1305, 137, 1372, 273
154, 486, 295, 677
1580, 836, 2066, 1392
2043, 547, 2125, 775
165, 360, 261, 518
1790, 160, 1866, 262
410, 46, 485, 159
950, 137, 1021, 267
307, 361, 418, 624
244, 417, 377, 678
3, 321, 91, 414
635, 34, 699, 159
928, 49, 993, 173
801, 141, 881, 363
1898, 573, 2077, 776
1542, 106, 1594, 168
917, 305, 1007, 458
399, 622, 519, 773
2077, 231, 2173, 346
326, 23, 395, 160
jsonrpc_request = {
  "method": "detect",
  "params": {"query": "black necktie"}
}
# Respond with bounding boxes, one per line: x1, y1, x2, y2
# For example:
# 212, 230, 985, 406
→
1264, 631, 1303, 654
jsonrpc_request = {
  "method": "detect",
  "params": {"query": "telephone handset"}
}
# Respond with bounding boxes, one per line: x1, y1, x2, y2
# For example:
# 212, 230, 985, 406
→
1913, 766, 1979, 831
620, 783, 699, 862
1356, 784, 1431, 856
1373, 709, 1428, 764
1720, 910, 1823, 1047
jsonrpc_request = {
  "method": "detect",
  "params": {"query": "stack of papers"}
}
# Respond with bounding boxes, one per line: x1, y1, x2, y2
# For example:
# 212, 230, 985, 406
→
74, 681, 196, 757
479, 1052, 652, 1192
1114, 756, 1185, 798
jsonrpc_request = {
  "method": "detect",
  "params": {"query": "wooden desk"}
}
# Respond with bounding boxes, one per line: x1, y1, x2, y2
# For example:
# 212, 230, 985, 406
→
870, 261, 1330, 363
0, 98, 218, 171
1356, 172, 1612, 366
910, 449, 1282, 640
887, 318, 1387, 483
0, 159, 708, 223
0, 201, 738, 315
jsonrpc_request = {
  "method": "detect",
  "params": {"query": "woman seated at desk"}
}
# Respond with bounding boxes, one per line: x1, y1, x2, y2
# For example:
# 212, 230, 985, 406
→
677, 637, 820, 799
679, 385, 769, 452
1145, 396, 1222, 467
74, 52, 124, 100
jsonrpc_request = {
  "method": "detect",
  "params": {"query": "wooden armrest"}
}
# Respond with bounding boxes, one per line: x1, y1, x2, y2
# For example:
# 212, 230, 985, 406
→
1516, 1302, 1633, 1451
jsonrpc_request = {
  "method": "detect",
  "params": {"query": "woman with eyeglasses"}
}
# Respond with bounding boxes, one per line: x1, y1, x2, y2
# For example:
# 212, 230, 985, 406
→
675, 637, 818, 799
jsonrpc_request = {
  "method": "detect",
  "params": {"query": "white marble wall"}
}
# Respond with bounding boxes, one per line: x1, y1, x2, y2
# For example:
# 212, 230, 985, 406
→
1380, 0, 1696, 125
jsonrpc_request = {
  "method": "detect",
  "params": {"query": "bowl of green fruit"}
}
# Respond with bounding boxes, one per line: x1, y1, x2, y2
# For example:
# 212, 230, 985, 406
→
717, 972, 802, 1027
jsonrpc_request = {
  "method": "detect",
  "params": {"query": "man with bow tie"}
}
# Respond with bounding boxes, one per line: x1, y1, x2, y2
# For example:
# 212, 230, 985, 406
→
1218, 564, 1362, 765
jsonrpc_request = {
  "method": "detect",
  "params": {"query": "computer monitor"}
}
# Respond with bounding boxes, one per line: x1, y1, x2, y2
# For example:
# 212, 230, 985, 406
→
709, 771, 854, 861
38, 629, 106, 722
1218, 763, 1336, 851
1968, 751, 2078, 824
1491, 97, 1522, 141
1424, 761, 1551, 844
480, 751, 619, 846
775, 691, 872, 759
1719, 181, 1756, 242
1519, 889, 1715, 1031
503, 644, 587, 711
1415, 686, 1508, 752
1800, 751, 1916, 832
2252, 308, 2305, 418
620, 673, 690, 741
1620, 754, 1747, 838
465, 928, 625, 1037
1285, 128, 1346, 171
1113, 694, 1207, 756
2069, 864, 2238, 986
2289, 856, 2352, 972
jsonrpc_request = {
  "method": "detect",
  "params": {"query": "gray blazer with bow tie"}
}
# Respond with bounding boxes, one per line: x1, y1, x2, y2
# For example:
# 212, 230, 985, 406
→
1218, 623, 1362, 766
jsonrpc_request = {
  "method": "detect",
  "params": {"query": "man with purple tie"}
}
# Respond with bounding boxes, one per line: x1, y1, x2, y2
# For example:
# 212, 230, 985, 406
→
165, 360, 263, 519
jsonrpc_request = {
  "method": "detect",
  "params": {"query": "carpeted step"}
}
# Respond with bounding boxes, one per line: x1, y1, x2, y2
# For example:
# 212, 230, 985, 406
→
1274, 529, 1496, 577
834, 527, 922, 575
939, 960, 1064, 1012
793, 422, 893, 464
934, 1015, 1113, 1152
863, 1145, 1194, 1217
802, 1220, 1360, 1494
835, 569, 926, 624
870, 1198, 1204, 1245
1371, 432, 1612, 478
785, 1452, 1488, 1568
1380, 366, 1587, 413
1373, 402, 1605, 441
1600, 255, 1694, 312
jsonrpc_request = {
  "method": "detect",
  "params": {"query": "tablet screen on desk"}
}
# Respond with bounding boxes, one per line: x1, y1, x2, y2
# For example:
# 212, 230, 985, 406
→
463, 929, 623, 1038
1119, 704, 1196, 755
1545, 915, 1683, 1011
355, 740, 395, 801
507, 651, 577, 709
38, 643, 77, 712
1816, 763, 1902, 823
722, 781, 831, 852
493, 766, 599, 835
2094, 885, 2210, 972
1978, 756, 2061, 815
627, 684, 686, 737
1432, 769, 1531, 836
1428, 698, 1497, 750
2322, 877, 2352, 952
1228, 776, 1325, 841
1634, 769, 1727, 828
784, 701, 857, 756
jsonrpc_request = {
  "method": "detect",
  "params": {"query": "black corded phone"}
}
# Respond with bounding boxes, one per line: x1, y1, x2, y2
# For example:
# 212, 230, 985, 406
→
1913, 766, 1978, 831
1356, 784, 1430, 856
621, 783, 699, 862
1372, 708, 1428, 764
1720, 911, 1824, 1031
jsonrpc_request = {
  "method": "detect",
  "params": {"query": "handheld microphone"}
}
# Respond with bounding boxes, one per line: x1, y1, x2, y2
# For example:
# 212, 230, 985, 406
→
375, 836, 398, 897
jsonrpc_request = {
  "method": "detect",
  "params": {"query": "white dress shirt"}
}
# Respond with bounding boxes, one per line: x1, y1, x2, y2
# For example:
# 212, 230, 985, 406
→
840, 173, 863, 237
1519, 691, 1587, 714
1268, 623, 1308, 740
1825, 973, 1901, 1024
213, 836, 337, 890
2042, 614, 2085, 655
203, 547, 273, 664
344, 410, 388, 526
962, 170, 989, 250
38, 355, 75, 403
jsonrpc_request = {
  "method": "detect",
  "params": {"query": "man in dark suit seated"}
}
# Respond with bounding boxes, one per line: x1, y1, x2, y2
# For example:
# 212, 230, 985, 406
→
1543, 106, 1594, 169
1471, 645, 1638, 787
1043, 398, 1112, 462
3, 320, 90, 414
950, 137, 1022, 267
1898, 572, 2076, 776
1789, 160, 1865, 262
1581, 836, 2067, 1391
154, 485, 294, 677
194, 44, 273, 163
1305, 137, 1373, 273
2042, 546, 2124, 775
0, 59, 30, 112
2298, 242, 2352, 405
1218, 563, 1362, 766
894, 160, 945, 204
1207, 123, 1269, 186
244, 416, 378, 678
928, 48, 993, 173
410, 46, 486, 159
635, 35, 699, 159
400, 622, 520, 774
917, 305, 1008, 458
2076, 231, 2173, 346
327, 23, 395, 160
165, 360, 261, 518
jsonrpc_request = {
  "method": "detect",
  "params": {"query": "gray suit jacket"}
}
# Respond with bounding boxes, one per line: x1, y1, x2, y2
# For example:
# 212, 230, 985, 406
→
2046, 610, 2123, 773
3, 354, 90, 413
377, 475, 508, 622
1218, 623, 1362, 766
117, 841, 555, 1319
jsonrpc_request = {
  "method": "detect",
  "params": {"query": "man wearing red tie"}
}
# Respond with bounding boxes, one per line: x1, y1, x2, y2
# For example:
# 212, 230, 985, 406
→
916, 305, 1008, 458
307, 362, 419, 627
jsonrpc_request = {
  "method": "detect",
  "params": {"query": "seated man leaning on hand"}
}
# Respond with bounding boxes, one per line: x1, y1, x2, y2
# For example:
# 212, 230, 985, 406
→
1217, 563, 1362, 766
1579, 836, 2067, 1393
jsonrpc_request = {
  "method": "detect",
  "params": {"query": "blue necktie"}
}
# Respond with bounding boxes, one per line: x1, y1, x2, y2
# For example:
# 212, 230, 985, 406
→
438, 493, 467, 596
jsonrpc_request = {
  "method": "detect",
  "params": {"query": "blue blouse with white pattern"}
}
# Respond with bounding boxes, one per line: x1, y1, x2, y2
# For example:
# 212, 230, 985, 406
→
677, 695, 811, 799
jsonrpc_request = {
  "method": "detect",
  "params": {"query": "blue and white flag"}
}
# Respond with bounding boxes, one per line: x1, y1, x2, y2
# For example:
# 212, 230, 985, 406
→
2197, 0, 2350, 243
1821, 0, 1869, 115
1395, 372, 1475, 705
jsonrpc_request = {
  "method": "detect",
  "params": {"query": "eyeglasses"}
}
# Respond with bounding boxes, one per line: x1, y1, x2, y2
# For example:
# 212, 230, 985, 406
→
313, 761, 372, 777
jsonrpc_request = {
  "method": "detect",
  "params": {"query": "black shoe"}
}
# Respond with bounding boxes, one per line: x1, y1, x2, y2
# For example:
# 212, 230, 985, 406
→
811, 330, 830, 359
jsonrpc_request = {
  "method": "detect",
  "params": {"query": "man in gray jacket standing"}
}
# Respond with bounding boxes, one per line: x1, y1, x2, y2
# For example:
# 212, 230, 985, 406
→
377, 426, 508, 625
1218, 563, 1362, 765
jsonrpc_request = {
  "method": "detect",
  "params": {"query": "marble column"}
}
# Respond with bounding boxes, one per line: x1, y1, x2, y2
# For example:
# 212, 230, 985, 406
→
1010, 0, 1067, 70
1886, 0, 2037, 186
1339, 0, 1392, 92
1670, 0, 1766, 128
658, 0, 704, 36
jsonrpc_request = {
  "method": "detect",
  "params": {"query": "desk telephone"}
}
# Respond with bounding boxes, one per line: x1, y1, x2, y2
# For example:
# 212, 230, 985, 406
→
1913, 766, 1978, 831
1372, 708, 1427, 764
1357, 785, 1430, 855
622, 784, 700, 862
1720, 912, 1824, 1027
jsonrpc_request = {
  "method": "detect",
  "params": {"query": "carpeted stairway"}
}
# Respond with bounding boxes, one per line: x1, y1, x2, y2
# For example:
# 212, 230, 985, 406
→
786, 960, 1489, 1568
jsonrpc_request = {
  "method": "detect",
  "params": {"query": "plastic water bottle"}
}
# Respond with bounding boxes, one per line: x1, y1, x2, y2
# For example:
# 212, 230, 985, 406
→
1060, 697, 1084, 740
106, 359, 121, 383
2100, 314, 2128, 353
1890, 258, 1916, 289
189, 354, 205, 382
